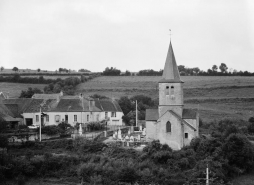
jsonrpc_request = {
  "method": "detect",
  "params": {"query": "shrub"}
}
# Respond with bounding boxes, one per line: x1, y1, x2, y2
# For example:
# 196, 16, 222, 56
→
42, 125, 60, 135
0, 135, 8, 149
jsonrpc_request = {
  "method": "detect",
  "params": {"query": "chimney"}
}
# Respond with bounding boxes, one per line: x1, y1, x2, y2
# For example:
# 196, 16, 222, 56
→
79, 93, 83, 99
60, 91, 63, 96
89, 98, 95, 111
57, 94, 60, 102
80, 94, 84, 111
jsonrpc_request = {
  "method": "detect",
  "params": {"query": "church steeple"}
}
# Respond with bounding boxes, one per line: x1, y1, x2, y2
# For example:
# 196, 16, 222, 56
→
160, 41, 183, 83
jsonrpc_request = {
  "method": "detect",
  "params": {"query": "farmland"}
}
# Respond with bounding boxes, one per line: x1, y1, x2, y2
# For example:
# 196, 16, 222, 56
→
76, 76, 254, 122
1, 75, 254, 122
0, 82, 45, 98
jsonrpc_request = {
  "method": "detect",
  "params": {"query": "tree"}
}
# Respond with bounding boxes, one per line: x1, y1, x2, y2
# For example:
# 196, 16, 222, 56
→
124, 70, 131, 76
0, 135, 8, 149
102, 67, 121, 76
78, 69, 91, 72
118, 96, 133, 115
12, 67, 19, 72
193, 67, 200, 75
212, 65, 218, 72
90, 94, 109, 99
219, 63, 228, 73
178, 65, 185, 73
223, 133, 254, 173
37, 68, 41, 72
0, 66, 4, 72
19, 87, 43, 98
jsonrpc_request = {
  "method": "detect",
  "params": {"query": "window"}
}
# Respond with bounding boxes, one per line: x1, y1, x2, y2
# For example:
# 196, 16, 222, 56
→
171, 86, 174, 94
105, 112, 108, 119
55, 115, 60, 122
111, 112, 116, 117
87, 115, 89, 122
166, 86, 169, 95
166, 121, 171, 132
185, 133, 188, 139
65, 115, 68, 122
46, 115, 49, 122
36, 115, 39, 122
74, 115, 77, 122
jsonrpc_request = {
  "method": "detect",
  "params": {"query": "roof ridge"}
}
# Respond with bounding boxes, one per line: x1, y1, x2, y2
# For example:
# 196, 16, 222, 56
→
169, 110, 196, 131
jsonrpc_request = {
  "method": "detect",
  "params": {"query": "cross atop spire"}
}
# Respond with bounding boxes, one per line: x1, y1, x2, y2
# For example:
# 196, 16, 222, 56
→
159, 41, 183, 83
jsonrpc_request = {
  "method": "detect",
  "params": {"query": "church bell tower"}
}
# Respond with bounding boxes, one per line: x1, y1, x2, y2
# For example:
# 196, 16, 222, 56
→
158, 41, 184, 117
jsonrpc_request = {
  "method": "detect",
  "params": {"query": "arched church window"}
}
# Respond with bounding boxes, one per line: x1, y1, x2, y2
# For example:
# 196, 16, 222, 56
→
166, 86, 169, 95
166, 121, 171, 132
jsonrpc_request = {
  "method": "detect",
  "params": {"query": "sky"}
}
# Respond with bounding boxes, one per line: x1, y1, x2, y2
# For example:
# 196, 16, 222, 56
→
0, 0, 254, 72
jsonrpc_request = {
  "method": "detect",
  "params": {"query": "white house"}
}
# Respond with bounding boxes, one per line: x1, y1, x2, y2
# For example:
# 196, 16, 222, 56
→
0, 92, 124, 127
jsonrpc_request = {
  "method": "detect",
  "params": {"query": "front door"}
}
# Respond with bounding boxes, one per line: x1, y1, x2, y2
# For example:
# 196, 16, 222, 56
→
26, 118, 33, 126
65, 115, 68, 123
41, 117, 44, 126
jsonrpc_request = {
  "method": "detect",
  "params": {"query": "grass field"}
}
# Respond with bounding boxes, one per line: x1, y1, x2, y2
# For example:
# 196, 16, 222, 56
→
1, 76, 254, 122
19, 75, 83, 79
0, 82, 45, 98
76, 76, 254, 122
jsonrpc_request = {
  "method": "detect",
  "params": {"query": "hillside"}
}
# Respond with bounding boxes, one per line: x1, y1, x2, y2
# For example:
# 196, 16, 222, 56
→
76, 76, 254, 122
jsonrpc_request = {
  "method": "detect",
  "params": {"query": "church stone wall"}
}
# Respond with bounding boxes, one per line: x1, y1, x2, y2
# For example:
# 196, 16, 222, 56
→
157, 112, 183, 150
183, 119, 198, 146
159, 83, 183, 117
146, 121, 157, 140
159, 83, 183, 106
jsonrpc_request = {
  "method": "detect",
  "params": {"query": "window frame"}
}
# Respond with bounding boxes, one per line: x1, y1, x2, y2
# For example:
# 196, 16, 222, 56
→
166, 121, 171, 133
55, 115, 60, 122
111, 112, 116, 117
74, 115, 77, 122
185, 133, 188, 139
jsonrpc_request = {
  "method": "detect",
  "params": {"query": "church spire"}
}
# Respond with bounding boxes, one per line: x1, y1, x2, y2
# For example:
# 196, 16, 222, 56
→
160, 41, 183, 83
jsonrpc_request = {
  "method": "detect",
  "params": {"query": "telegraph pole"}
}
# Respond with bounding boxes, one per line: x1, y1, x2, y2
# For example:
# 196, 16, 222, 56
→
136, 100, 138, 127
39, 106, 42, 142
206, 164, 209, 185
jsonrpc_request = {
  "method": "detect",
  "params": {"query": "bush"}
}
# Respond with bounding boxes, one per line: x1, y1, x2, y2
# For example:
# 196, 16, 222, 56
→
87, 121, 105, 131
0, 135, 8, 149
42, 125, 60, 135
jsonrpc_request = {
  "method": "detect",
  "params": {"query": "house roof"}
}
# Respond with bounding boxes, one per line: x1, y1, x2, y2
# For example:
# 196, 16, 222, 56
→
50, 99, 83, 112
32, 93, 60, 99
159, 41, 183, 83
4, 104, 19, 117
100, 99, 122, 112
3, 99, 33, 117
1, 96, 123, 114
0, 92, 6, 101
0, 104, 20, 122
23, 99, 55, 113
49, 98, 122, 112
145, 109, 159, 121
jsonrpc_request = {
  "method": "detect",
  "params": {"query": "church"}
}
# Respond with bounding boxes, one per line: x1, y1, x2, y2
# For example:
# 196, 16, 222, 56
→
145, 40, 199, 150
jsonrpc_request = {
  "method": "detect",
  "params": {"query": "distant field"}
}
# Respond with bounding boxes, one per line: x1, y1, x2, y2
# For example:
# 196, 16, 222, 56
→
76, 76, 254, 122
19, 75, 84, 80
0, 82, 45, 98
77, 76, 254, 90
1, 76, 254, 122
